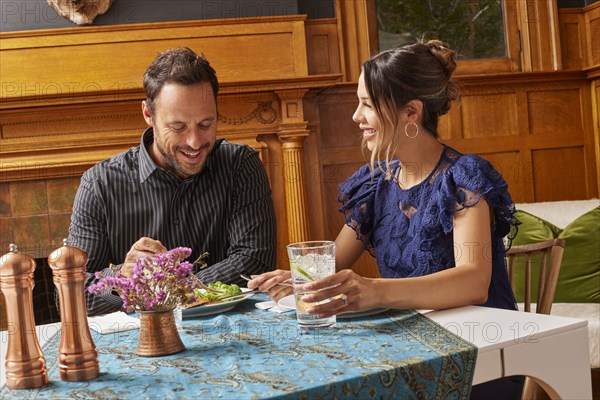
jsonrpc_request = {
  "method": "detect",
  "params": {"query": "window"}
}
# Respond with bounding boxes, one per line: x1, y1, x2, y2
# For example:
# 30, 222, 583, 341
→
375, 0, 521, 74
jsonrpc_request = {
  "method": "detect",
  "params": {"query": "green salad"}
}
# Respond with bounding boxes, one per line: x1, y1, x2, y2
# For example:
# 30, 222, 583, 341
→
194, 281, 243, 303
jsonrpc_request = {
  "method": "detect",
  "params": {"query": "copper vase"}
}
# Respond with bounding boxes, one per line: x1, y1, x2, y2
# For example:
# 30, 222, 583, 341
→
135, 310, 185, 357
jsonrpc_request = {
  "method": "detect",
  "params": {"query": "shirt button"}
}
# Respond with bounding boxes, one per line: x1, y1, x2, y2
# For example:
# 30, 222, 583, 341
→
173, 218, 180, 225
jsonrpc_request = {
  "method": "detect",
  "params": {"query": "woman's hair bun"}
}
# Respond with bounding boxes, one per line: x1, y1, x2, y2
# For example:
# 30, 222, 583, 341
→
425, 39, 457, 77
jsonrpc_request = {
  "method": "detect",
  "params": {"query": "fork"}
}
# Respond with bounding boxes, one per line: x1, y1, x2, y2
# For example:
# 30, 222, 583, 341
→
240, 274, 293, 287
207, 289, 259, 304
192, 276, 225, 294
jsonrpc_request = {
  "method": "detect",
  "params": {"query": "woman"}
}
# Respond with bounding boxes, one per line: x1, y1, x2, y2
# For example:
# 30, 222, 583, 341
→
249, 39, 519, 317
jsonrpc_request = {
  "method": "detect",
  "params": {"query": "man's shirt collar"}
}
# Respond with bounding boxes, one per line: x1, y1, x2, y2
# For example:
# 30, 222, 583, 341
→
138, 127, 158, 184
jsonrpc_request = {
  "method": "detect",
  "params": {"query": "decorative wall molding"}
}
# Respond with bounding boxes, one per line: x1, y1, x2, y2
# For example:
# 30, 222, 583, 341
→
218, 101, 277, 126
0, 16, 342, 269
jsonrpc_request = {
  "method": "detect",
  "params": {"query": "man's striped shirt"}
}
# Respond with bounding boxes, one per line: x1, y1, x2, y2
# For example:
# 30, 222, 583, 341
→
69, 129, 276, 316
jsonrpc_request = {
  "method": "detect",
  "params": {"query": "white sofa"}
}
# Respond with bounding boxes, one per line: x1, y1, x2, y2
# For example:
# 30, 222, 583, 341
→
514, 199, 600, 369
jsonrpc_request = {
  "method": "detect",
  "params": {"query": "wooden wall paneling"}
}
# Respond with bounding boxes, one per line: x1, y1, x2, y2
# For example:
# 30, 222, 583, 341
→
276, 89, 312, 244
0, 17, 310, 96
511, 84, 532, 204
516, 0, 562, 72
526, 86, 582, 137
315, 84, 360, 228
315, 83, 379, 278
437, 111, 452, 141
334, 0, 375, 81
524, 80, 597, 198
581, 79, 600, 196
304, 19, 341, 75
584, 2, 600, 67
479, 151, 525, 203
0, 17, 325, 183
558, 9, 587, 70
0, 16, 345, 275
439, 99, 463, 142
258, 133, 289, 269
515, 83, 538, 203
314, 76, 597, 277
516, 0, 533, 72
446, 73, 598, 202
301, 93, 327, 243
593, 78, 600, 190
532, 147, 589, 200
459, 86, 519, 139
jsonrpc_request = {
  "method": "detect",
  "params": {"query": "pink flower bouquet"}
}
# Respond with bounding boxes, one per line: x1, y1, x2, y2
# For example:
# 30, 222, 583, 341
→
88, 247, 201, 312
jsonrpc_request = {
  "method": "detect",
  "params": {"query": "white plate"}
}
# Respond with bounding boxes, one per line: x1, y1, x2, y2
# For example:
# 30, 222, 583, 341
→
277, 294, 389, 319
182, 288, 255, 318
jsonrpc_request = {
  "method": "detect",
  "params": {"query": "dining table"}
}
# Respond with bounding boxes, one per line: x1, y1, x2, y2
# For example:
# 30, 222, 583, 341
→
0, 294, 593, 399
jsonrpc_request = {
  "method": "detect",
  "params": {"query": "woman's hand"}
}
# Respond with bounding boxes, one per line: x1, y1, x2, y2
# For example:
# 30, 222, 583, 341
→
300, 269, 379, 318
246, 269, 293, 302
122, 237, 168, 278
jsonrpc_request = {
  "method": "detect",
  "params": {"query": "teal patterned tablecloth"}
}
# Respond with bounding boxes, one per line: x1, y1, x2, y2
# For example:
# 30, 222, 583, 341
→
1, 295, 477, 399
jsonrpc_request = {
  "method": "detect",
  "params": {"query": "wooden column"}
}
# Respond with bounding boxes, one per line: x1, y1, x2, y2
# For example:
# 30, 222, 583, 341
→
516, 0, 562, 72
335, 0, 377, 81
276, 89, 311, 244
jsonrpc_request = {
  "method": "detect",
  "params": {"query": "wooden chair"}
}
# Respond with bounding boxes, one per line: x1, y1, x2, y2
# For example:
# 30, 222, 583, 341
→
506, 238, 567, 315
506, 238, 567, 400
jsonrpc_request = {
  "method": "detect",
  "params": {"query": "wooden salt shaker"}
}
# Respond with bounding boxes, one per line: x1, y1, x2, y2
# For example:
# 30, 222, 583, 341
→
48, 238, 99, 381
0, 244, 48, 389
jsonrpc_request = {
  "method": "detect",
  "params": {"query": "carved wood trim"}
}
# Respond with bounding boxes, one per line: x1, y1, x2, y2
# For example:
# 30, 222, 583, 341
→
0, 16, 311, 101
276, 89, 311, 243
305, 18, 341, 75
1, 19, 341, 183
516, 0, 562, 72
334, 0, 376, 81
584, 1, 600, 68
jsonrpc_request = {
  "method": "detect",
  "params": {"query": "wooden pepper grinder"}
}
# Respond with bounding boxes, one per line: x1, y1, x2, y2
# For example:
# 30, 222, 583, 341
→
0, 244, 48, 389
48, 238, 99, 381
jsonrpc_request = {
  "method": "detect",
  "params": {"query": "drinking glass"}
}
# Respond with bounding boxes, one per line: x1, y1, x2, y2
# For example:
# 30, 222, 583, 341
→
173, 305, 183, 330
287, 241, 336, 329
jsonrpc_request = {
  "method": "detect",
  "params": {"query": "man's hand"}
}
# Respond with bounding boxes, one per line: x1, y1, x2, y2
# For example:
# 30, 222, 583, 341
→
246, 269, 293, 302
122, 237, 168, 278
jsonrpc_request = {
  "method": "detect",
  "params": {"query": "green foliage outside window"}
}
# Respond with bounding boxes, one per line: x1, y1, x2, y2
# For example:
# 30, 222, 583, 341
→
377, 0, 506, 60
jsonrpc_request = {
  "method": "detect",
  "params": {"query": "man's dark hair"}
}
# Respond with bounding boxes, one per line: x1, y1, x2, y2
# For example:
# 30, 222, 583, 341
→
143, 47, 219, 116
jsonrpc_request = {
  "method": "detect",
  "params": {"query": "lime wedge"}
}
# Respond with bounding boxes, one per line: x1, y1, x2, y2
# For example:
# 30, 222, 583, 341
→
290, 261, 315, 281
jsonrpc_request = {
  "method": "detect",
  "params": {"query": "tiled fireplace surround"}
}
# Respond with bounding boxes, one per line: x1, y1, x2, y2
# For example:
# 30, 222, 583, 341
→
0, 177, 81, 326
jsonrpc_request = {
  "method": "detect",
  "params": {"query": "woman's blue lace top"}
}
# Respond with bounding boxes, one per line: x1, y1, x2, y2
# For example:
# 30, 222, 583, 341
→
338, 146, 519, 310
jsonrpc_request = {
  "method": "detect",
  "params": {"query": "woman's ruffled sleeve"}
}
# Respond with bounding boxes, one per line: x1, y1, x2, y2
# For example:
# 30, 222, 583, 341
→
338, 164, 379, 252
438, 154, 519, 245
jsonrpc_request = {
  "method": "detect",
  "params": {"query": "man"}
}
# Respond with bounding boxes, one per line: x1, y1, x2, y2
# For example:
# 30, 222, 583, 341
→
70, 47, 276, 316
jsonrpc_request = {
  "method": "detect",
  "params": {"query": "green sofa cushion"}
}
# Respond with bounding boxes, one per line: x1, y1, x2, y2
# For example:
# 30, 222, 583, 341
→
511, 207, 600, 303
555, 207, 600, 302
512, 210, 560, 246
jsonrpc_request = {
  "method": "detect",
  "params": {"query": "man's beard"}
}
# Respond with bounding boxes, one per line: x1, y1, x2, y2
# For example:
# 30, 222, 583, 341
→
156, 139, 211, 178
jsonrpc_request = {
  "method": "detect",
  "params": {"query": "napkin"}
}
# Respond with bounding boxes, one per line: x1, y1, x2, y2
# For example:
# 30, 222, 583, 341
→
88, 312, 140, 334
255, 300, 293, 313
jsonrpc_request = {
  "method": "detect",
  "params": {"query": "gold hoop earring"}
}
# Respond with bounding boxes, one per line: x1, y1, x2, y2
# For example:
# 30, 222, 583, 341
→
405, 122, 419, 139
